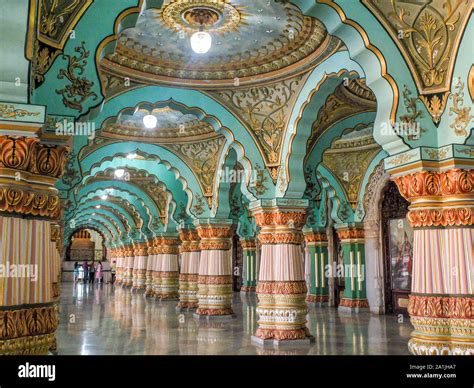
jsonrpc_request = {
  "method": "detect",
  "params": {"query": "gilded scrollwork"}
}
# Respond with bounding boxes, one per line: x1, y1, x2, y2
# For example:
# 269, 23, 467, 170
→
210, 74, 307, 178
363, 0, 472, 123
449, 78, 473, 137
162, 136, 226, 200
322, 132, 381, 210
56, 41, 98, 112
250, 163, 268, 196
28, 0, 93, 89
0, 104, 40, 120
192, 193, 206, 216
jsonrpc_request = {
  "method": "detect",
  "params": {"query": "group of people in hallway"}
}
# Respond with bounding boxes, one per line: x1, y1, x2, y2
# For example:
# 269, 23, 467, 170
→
73, 261, 104, 284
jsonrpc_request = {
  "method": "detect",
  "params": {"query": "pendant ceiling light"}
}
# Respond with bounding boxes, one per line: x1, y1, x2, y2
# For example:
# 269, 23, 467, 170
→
143, 114, 157, 129
185, 7, 217, 54
191, 29, 212, 54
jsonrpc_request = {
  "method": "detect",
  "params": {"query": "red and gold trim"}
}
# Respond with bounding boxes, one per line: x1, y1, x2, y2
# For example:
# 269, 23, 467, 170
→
393, 169, 474, 228
0, 304, 59, 355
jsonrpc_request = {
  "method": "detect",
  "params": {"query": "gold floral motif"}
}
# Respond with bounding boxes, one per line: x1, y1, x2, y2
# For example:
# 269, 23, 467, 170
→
250, 163, 268, 196
0, 187, 61, 219
0, 304, 59, 355
363, 0, 472, 98
322, 140, 380, 209
163, 136, 226, 199
399, 85, 426, 139
449, 78, 473, 137
211, 74, 306, 178
256, 281, 307, 295
0, 104, 40, 120
425, 148, 449, 160
56, 41, 98, 112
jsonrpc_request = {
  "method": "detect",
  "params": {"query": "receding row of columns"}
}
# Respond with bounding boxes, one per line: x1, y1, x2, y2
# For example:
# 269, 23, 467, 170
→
109, 207, 374, 345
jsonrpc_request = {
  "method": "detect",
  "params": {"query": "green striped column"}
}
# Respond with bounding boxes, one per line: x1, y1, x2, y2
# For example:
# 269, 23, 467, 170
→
240, 238, 257, 292
304, 231, 329, 304
336, 226, 368, 311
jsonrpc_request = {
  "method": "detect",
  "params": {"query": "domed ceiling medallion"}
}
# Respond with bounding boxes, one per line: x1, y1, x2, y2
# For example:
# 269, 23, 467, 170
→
161, 1, 242, 35
99, 0, 342, 89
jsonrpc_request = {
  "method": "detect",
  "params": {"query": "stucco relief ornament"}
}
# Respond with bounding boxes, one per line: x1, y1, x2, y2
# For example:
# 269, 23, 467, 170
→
250, 163, 268, 196
56, 41, 98, 112
449, 79, 473, 137
0, 104, 40, 120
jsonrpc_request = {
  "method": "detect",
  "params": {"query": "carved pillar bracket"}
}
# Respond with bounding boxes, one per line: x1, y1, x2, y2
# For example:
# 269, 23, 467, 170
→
393, 168, 474, 355
178, 229, 201, 310
250, 200, 313, 345
194, 220, 234, 318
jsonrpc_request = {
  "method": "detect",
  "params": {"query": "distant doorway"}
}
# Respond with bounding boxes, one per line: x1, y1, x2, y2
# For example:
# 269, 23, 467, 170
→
381, 182, 413, 315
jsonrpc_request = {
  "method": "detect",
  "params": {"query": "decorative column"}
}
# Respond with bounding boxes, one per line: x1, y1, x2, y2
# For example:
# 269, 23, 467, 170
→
145, 241, 156, 297
132, 242, 148, 293
251, 201, 313, 345
177, 229, 200, 310
240, 238, 257, 293
336, 225, 369, 312
50, 224, 62, 299
304, 230, 329, 305
194, 221, 234, 318
393, 168, 473, 355
114, 248, 124, 286
123, 245, 134, 287
154, 236, 180, 300
0, 135, 68, 355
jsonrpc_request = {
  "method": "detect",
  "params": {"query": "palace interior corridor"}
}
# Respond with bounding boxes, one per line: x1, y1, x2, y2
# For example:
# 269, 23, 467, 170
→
0, 0, 472, 358
57, 284, 411, 355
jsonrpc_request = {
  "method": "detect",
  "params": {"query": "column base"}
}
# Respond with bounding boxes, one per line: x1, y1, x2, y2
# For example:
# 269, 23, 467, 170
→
338, 298, 369, 313
131, 286, 146, 294
176, 301, 199, 311
408, 337, 474, 355
251, 335, 315, 347
154, 294, 179, 301
193, 312, 235, 321
306, 294, 329, 306
145, 288, 154, 297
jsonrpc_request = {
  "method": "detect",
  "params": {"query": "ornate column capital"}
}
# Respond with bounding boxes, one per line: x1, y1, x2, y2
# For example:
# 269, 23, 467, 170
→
0, 135, 69, 220
133, 242, 149, 256
252, 205, 307, 245
179, 228, 200, 252
303, 230, 328, 246
240, 238, 257, 250
335, 224, 365, 243
196, 223, 233, 251
393, 168, 473, 227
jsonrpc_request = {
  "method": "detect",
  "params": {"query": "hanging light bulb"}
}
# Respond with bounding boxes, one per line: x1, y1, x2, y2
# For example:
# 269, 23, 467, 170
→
143, 114, 157, 129
191, 26, 212, 54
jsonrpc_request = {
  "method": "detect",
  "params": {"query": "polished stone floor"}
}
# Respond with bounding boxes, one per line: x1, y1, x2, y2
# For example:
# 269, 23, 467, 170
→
56, 283, 413, 355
